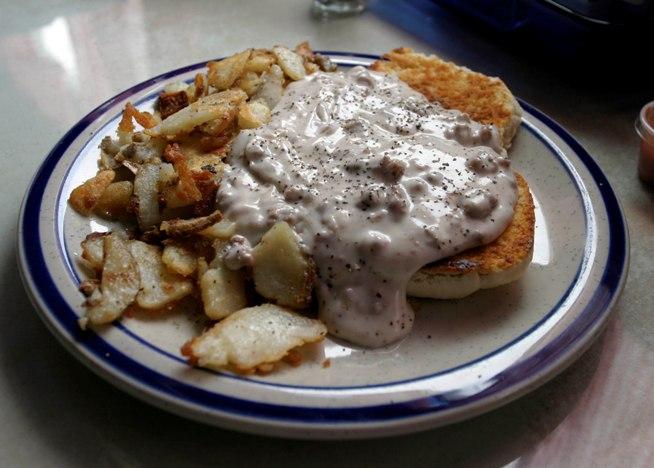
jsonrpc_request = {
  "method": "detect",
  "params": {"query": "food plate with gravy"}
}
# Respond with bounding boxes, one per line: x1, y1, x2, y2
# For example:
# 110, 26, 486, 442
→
18, 46, 628, 439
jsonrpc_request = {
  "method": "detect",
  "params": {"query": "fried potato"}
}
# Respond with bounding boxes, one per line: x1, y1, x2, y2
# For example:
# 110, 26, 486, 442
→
237, 100, 271, 129
235, 71, 263, 97
80, 232, 107, 272
199, 261, 247, 320
99, 150, 119, 171
253, 64, 284, 110
293, 42, 326, 74
187, 73, 209, 103
294, 41, 314, 60
69, 170, 115, 216
197, 107, 238, 137
162, 243, 197, 277
120, 102, 158, 131
118, 103, 136, 134
160, 209, 223, 237
94, 181, 133, 219
182, 303, 327, 372
252, 222, 315, 309
207, 50, 251, 91
314, 53, 337, 72
272, 46, 306, 81
119, 139, 164, 165
122, 160, 139, 175
163, 143, 202, 205
162, 187, 194, 209
163, 81, 188, 94
79, 279, 99, 297
133, 163, 161, 230
129, 240, 193, 310
304, 62, 320, 74
147, 89, 247, 138
244, 50, 276, 74
82, 234, 140, 326
158, 90, 189, 119
186, 153, 224, 174
197, 256, 209, 278
100, 135, 121, 156
158, 162, 177, 188
199, 219, 236, 239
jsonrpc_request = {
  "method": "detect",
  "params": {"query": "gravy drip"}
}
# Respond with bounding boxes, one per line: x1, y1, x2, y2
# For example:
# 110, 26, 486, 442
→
218, 66, 517, 347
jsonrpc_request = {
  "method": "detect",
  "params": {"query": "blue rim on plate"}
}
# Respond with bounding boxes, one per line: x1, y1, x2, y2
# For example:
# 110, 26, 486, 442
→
17, 52, 628, 436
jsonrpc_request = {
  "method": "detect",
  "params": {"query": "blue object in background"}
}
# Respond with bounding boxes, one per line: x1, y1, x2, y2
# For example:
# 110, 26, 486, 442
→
369, 0, 651, 88
432, 0, 529, 31
432, 0, 653, 31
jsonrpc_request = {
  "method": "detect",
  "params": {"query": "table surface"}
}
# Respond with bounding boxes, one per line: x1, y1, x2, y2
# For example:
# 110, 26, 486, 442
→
1, 1, 652, 466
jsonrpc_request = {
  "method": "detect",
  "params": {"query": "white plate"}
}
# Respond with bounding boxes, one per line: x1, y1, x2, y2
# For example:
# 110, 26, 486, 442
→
18, 53, 628, 439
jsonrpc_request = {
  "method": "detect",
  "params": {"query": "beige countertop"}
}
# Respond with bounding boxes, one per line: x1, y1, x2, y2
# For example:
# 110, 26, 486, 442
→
1, 1, 652, 466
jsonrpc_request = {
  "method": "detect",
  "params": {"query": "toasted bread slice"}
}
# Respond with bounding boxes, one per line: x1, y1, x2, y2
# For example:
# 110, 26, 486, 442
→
371, 48, 522, 149
372, 48, 532, 299
408, 173, 534, 299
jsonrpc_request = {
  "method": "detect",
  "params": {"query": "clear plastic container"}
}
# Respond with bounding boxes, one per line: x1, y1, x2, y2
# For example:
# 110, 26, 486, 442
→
635, 101, 654, 184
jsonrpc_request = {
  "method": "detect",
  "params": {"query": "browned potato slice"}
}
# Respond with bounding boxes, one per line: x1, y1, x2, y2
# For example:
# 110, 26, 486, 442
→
199, 261, 247, 320
146, 89, 247, 138
253, 64, 284, 110
118, 102, 157, 133
252, 222, 315, 309
193, 73, 209, 101
159, 144, 206, 211
129, 240, 193, 310
294, 41, 314, 60
196, 109, 238, 139
197, 257, 209, 279
237, 100, 271, 129
162, 186, 194, 209
293, 42, 334, 73
182, 303, 327, 372
133, 163, 161, 230
304, 62, 320, 74
82, 234, 140, 327
184, 73, 209, 103
158, 90, 189, 119
94, 181, 133, 219
244, 50, 276, 74
68, 170, 115, 216
272, 46, 306, 81
314, 53, 337, 72
80, 233, 107, 272
186, 153, 224, 175
160, 210, 223, 237
162, 243, 197, 277
157, 162, 177, 188
207, 50, 252, 91
199, 219, 236, 239
235, 72, 263, 96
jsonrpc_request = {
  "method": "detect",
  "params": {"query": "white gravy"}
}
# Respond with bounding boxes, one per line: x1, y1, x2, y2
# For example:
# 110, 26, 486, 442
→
218, 66, 517, 348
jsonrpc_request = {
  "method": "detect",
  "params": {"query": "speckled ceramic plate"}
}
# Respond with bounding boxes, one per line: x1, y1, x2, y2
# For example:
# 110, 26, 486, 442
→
17, 53, 628, 439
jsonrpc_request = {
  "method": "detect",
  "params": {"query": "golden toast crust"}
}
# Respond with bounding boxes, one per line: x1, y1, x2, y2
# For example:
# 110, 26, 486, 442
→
421, 173, 535, 276
371, 47, 522, 149
373, 48, 533, 280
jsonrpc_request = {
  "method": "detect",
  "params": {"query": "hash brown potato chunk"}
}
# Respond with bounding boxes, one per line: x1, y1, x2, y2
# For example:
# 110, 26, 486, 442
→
129, 240, 194, 310
199, 261, 248, 320
82, 234, 140, 326
68, 170, 115, 216
252, 222, 315, 309
182, 303, 327, 372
